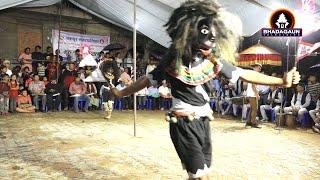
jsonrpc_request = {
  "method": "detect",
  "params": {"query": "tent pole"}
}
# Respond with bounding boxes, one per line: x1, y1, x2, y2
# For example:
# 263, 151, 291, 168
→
57, 0, 62, 81
133, 0, 137, 137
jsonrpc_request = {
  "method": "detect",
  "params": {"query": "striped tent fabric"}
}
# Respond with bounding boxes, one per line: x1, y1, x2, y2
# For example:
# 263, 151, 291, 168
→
237, 43, 282, 67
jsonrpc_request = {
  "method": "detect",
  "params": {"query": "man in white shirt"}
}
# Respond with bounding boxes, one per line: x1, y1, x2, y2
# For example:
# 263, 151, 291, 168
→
284, 83, 311, 122
243, 64, 261, 128
137, 87, 147, 110
260, 86, 283, 122
158, 80, 172, 110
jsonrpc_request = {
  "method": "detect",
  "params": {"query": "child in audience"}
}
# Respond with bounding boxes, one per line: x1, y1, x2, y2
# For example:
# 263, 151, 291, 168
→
9, 75, 19, 113
0, 74, 10, 115
16, 89, 36, 113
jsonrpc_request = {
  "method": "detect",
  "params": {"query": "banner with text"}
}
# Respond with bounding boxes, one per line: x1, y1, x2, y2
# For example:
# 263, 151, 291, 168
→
52, 30, 110, 59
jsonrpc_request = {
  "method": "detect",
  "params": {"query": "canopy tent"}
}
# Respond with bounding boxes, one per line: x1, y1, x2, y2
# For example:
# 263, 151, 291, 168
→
1, 0, 319, 48
237, 42, 282, 67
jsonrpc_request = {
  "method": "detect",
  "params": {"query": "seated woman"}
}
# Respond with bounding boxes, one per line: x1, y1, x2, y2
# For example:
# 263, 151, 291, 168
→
16, 89, 36, 113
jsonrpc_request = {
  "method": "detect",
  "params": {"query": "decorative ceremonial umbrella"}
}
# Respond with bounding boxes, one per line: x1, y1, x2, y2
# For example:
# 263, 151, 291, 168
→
103, 43, 125, 51
297, 29, 320, 73
237, 42, 282, 67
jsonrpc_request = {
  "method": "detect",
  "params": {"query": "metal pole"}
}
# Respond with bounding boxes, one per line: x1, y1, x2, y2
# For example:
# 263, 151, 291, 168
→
57, 0, 62, 81
133, 0, 137, 137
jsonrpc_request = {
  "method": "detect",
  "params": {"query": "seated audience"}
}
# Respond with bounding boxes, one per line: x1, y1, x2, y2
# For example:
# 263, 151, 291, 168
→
219, 83, 236, 116
116, 80, 130, 110
16, 89, 36, 113
45, 79, 63, 112
29, 75, 46, 112
147, 84, 160, 110
86, 82, 99, 110
284, 83, 312, 122
0, 74, 10, 115
259, 86, 283, 122
9, 75, 19, 113
310, 97, 320, 132
137, 87, 147, 110
69, 77, 89, 112
158, 80, 172, 110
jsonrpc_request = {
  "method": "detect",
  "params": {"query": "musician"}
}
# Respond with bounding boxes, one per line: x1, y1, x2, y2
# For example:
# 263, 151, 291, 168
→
259, 86, 283, 122
219, 83, 236, 115
284, 83, 312, 122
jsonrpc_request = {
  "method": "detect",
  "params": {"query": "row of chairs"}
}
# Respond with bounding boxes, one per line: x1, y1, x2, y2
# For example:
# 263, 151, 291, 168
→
209, 99, 314, 128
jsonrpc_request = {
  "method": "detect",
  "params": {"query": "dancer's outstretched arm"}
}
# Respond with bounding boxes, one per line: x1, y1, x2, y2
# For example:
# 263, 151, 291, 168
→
111, 76, 150, 98
240, 67, 300, 88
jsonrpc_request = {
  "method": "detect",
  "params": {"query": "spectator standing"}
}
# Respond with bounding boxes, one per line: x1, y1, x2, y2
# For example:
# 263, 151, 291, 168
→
59, 62, 78, 110
123, 52, 133, 69
19, 47, 33, 72
37, 63, 46, 78
47, 56, 59, 81
145, 56, 157, 75
43, 46, 53, 61
9, 74, 19, 113
31, 45, 44, 72
3, 60, 12, 77
115, 52, 122, 67
0, 74, 10, 115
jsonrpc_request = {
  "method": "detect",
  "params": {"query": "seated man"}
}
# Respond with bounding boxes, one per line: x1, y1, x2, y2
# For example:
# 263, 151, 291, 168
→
260, 86, 283, 122
29, 74, 46, 112
284, 83, 311, 122
116, 80, 129, 110
16, 89, 36, 113
218, 83, 236, 115
45, 79, 63, 112
310, 98, 320, 132
147, 84, 160, 110
69, 77, 90, 112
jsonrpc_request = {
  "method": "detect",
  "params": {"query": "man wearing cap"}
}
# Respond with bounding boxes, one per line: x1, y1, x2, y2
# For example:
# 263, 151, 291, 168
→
3, 60, 12, 77
284, 83, 312, 122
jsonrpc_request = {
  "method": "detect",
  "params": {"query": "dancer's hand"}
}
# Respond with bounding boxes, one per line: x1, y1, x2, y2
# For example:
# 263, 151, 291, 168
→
283, 67, 300, 88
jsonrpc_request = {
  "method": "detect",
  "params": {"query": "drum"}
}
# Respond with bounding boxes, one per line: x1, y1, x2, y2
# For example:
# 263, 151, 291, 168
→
230, 96, 249, 105
285, 113, 296, 129
276, 113, 286, 127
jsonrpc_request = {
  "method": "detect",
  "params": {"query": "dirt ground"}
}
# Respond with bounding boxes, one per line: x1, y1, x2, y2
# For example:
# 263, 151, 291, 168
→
0, 110, 319, 179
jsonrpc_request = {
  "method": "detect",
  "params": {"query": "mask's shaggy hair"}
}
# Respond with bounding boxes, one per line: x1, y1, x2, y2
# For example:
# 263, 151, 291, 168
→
165, 0, 242, 67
